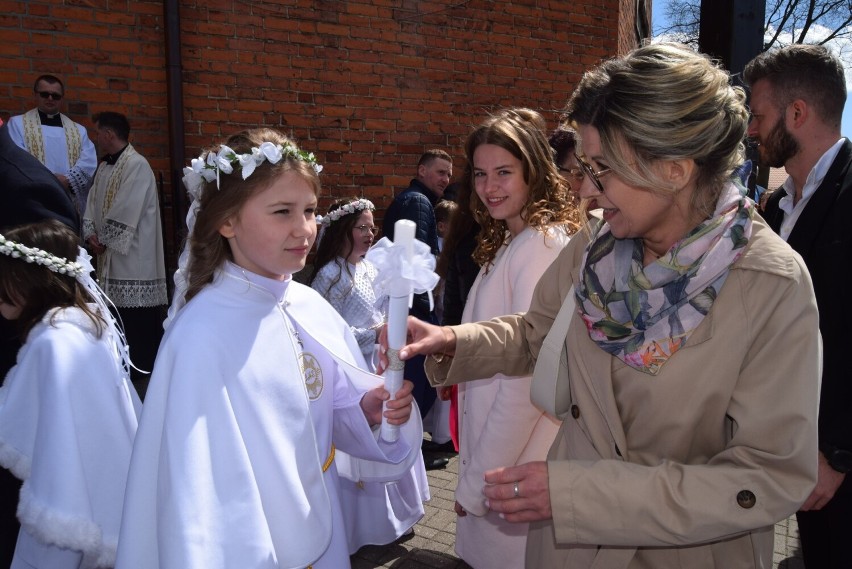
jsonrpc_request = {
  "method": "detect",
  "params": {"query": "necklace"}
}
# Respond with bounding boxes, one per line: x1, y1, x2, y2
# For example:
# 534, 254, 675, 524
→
640, 240, 662, 258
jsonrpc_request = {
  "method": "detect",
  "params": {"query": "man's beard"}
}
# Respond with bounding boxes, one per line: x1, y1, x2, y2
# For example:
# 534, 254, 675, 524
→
758, 117, 800, 168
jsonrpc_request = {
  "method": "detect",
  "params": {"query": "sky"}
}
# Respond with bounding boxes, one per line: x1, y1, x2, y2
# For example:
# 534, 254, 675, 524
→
651, 0, 852, 137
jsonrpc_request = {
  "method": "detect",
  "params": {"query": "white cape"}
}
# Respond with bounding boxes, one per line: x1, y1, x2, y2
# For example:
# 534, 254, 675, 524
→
0, 307, 141, 568
116, 265, 420, 569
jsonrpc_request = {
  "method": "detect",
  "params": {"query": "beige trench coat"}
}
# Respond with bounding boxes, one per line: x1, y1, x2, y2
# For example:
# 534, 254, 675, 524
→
427, 217, 820, 569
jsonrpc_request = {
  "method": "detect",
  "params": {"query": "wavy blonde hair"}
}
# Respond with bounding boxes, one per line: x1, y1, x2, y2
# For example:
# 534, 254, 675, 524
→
184, 128, 321, 302
565, 43, 749, 219
467, 108, 580, 268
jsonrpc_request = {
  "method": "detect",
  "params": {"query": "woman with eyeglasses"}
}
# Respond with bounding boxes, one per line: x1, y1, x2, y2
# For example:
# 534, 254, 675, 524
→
308, 197, 430, 554
386, 44, 820, 568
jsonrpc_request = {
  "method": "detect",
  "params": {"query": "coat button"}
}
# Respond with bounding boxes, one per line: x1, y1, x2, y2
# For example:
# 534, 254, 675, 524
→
736, 490, 756, 509
571, 405, 580, 419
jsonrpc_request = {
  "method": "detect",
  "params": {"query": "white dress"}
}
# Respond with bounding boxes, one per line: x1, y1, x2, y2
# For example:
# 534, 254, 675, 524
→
311, 258, 384, 367
0, 307, 141, 569
115, 263, 421, 568
455, 226, 568, 569
311, 258, 429, 553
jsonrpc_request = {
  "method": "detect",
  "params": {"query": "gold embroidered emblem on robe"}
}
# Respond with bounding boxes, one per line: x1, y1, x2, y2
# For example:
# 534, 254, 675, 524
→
301, 352, 323, 400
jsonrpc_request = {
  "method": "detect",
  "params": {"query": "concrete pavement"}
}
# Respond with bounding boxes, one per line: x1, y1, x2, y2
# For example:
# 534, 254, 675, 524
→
350, 452, 805, 568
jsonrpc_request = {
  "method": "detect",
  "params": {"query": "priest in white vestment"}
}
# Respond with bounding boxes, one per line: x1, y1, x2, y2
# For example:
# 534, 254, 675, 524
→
83, 112, 167, 397
7, 75, 97, 216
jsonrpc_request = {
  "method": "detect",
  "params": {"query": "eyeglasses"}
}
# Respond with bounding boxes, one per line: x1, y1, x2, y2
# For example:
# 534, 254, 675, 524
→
37, 91, 63, 101
557, 165, 584, 181
355, 224, 378, 236
574, 153, 611, 193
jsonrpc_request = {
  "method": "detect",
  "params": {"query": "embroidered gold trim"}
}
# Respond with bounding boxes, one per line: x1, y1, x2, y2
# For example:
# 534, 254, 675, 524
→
22, 109, 81, 167
94, 145, 135, 284
301, 352, 324, 400
99, 145, 134, 220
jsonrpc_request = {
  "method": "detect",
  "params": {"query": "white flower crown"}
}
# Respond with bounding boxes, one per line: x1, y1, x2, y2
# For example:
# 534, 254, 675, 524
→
0, 233, 86, 277
182, 141, 323, 197
317, 198, 375, 226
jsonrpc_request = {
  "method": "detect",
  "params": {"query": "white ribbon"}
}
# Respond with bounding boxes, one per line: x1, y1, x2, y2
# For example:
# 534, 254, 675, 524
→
74, 247, 136, 380
366, 237, 440, 311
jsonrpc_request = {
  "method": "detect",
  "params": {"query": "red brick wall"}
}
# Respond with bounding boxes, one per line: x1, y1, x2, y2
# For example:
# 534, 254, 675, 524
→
617, 0, 653, 55
1, 0, 649, 269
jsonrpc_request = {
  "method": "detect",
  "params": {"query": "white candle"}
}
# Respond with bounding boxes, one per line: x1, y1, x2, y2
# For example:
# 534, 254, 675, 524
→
381, 219, 416, 442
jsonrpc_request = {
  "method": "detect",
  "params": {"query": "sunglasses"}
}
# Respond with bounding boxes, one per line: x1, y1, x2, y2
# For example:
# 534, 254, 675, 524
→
37, 91, 63, 101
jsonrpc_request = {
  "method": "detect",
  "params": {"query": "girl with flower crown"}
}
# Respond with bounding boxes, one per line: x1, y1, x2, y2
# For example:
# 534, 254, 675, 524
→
0, 219, 141, 569
309, 197, 384, 367
115, 128, 420, 569
308, 197, 430, 553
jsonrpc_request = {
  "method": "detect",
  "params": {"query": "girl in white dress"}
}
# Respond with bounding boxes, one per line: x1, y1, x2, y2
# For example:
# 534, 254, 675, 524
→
115, 128, 419, 569
309, 198, 384, 368
0, 219, 141, 569
309, 197, 429, 553
452, 109, 581, 568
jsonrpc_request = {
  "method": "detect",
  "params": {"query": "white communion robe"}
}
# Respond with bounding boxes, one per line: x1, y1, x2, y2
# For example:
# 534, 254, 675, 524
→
115, 262, 420, 569
311, 258, 429, 553
0, 307, 141, 569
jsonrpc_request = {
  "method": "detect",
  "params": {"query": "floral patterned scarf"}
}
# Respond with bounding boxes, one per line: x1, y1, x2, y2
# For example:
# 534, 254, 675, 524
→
575, 181, 754, 375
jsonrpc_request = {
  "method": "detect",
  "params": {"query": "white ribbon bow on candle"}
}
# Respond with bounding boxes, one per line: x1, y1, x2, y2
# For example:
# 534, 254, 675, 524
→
366, 237, 440, 310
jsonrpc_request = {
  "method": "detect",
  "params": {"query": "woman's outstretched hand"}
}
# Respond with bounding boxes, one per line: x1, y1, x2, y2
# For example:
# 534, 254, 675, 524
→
360, 379, 415, 427
376, 317, 456, 374
483, 462, 553, 523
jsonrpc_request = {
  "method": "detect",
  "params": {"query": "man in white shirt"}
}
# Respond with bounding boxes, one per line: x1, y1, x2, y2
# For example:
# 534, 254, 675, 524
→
745, 44, 852, 569
7, 75, 97, 217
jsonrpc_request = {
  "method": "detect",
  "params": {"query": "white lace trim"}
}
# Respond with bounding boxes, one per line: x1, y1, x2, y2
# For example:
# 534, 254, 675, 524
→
101, 219, 134, 256
103, 279, 168, 307
18, 483, 116, 569
68, 165, 92, 196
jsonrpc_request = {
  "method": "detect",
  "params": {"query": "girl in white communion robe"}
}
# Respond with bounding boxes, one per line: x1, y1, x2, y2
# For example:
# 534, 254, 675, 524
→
0, 220, 141, 569
115, 128, 419, 569
309, 197, 429, 553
